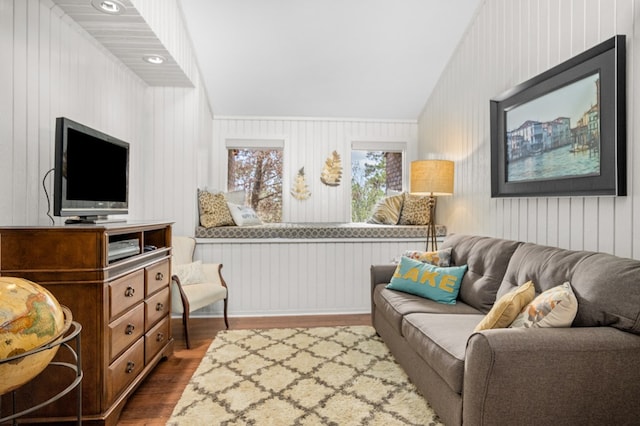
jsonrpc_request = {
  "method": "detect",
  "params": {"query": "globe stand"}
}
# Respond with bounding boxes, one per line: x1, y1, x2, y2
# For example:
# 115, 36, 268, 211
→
0, 321, 83, 425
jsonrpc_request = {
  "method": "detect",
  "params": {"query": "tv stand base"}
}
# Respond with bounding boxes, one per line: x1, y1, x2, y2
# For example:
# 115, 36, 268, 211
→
65, 216, 127, 224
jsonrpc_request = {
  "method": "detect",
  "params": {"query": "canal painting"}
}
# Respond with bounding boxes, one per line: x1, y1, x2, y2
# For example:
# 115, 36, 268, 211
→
505, 73, 601, 183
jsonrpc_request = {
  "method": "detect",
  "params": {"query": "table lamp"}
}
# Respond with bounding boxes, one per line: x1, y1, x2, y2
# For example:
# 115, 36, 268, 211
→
410, 159, 454, 251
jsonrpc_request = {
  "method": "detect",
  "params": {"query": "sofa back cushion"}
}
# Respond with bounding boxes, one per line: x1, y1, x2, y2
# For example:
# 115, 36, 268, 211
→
498, 243, 640, 335
441, 234, 522, 313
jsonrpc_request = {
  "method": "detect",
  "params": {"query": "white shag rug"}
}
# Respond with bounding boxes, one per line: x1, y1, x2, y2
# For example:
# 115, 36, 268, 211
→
167, 325, 443, 425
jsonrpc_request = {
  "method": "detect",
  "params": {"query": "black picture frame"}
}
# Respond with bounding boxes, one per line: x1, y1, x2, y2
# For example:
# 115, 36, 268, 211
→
490, 35, 626, 198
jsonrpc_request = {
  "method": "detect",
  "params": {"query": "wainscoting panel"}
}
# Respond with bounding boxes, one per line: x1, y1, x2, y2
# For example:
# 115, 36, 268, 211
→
418, 0, 639, 260
193, 240, 427, 317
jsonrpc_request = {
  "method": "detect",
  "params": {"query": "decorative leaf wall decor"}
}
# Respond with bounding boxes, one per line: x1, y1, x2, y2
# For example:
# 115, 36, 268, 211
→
320, 150, 342, 186
291, 167, 311, 200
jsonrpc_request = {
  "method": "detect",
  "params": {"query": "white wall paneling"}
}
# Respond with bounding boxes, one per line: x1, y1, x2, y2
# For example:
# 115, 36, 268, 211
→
193, 239, 426, 317
419, 0, 639, 259
1, 0, 212, 237
211, 117, 418, 223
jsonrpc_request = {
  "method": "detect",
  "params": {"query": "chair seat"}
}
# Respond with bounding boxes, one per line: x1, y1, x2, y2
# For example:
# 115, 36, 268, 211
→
171, 235, 229, 348
171, 281, 227, 314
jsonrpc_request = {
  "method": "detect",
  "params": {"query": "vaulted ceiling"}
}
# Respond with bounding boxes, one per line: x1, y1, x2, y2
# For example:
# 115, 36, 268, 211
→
51, 0, 482, 120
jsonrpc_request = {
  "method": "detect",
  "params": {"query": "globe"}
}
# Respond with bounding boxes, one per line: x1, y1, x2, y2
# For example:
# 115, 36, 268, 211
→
0, 277, 71, 395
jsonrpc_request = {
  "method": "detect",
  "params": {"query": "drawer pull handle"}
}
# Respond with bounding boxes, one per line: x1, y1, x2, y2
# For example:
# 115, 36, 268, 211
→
124, 286, 135, 297
156, 332, 165, 342
155, 302, 164, 311
155, 272, 164, 281
126, 361, 135, 374
125, 324, 135, 335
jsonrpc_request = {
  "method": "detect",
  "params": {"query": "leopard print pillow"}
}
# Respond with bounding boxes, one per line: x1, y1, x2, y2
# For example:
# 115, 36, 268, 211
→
198, 190, 235, 228
398, 193, 430, 225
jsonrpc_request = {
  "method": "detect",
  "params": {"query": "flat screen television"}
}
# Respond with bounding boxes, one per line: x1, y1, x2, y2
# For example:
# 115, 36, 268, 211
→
54, 117, 129, 224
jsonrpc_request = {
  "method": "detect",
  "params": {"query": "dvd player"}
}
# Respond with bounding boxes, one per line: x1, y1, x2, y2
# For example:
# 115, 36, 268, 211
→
108, 239, 140, 262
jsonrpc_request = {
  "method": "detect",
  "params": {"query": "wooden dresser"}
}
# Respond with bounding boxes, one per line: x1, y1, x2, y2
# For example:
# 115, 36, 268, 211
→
0, 221, 174, 425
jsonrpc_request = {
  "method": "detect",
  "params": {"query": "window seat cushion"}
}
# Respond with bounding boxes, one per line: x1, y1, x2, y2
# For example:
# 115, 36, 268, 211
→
195, 222, 447, 239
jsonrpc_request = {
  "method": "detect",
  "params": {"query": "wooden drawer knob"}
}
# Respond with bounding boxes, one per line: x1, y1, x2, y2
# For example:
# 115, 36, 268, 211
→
124, 286, 135, 297
156, 332, 165, 343
155, 272, 164, 281
155, 302, 164, 312
125, 361, 136, 374
125, 324, 135, 335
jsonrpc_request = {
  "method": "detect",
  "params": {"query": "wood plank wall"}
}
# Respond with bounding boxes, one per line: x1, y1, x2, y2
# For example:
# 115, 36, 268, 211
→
210, 117, 418, 223
419, 0, 639, 259
195, 239, 426, 317
0, 0, 212, 237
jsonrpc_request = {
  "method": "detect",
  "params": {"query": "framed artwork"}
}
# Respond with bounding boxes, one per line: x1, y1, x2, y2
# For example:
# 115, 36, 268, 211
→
490, 35, 626, 197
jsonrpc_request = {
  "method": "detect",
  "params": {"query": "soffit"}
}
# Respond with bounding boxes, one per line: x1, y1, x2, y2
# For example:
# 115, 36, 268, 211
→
50, 0, 193, 87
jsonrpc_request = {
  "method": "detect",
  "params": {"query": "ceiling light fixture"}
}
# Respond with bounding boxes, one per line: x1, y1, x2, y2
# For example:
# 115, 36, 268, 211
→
142, 54, 166, 65
91, 0, 125, 15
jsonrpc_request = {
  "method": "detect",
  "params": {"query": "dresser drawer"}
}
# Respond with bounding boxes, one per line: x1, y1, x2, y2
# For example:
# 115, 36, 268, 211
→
109, 303, 145, 362
145, 287, 170, 330
145, 316, 170, 365
107, 338, 144, 405
146, 259, 170, 295
110, 269, 145, 319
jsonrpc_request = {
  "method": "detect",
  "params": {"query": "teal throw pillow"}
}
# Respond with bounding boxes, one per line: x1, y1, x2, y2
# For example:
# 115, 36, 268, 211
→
386, 257, 468, 304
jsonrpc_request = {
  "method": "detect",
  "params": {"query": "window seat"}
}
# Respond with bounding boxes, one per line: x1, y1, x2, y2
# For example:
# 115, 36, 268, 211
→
195, 222, 447, 241
192, 222, 447, 317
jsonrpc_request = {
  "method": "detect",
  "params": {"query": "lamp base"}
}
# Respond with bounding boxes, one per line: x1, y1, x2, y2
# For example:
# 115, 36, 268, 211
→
425, 196, 437, 251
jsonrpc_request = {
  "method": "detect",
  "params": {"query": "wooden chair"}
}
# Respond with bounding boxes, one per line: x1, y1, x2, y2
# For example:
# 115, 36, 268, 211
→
170, 236, 229, 348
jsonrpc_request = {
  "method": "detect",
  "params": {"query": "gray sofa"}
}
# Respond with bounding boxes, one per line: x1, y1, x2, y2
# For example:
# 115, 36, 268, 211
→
371, 234, 640, 426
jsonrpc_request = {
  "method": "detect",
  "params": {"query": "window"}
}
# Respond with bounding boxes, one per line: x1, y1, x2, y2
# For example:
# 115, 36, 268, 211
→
226, 140, 284, 223
351, 142, 405, 222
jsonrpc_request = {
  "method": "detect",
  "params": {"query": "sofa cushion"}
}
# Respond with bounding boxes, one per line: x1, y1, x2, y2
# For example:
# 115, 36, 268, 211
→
498, 243, 640, 335
441, 234, 523, 313
373, 284, 481, 334
474, 280, 535, 331
402, 313, 483, 394
387, 257, 467, 304
510, 281, 578, 328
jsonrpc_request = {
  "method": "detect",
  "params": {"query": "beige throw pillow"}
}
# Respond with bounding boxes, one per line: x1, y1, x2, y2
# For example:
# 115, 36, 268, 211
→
173, 260, 206, 286
398, 193, 430, 225
510, 282, 578, 328
474, 281, 535, 332
199, 190, 235, 228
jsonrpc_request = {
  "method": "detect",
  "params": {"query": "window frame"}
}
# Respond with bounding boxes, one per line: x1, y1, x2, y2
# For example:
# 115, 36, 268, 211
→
350, 141, 407, 222
225, 138, 286, 223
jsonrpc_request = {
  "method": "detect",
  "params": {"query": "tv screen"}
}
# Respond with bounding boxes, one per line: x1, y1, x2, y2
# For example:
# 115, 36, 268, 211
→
54, 117, 129, 223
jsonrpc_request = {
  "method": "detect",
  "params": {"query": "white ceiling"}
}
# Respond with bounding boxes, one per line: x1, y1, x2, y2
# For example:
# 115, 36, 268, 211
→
52, 0, 482, 120
180, 0, 482, 120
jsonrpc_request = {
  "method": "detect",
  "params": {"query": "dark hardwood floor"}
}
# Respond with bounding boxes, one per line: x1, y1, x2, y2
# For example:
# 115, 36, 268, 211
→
118, 314, 371, 425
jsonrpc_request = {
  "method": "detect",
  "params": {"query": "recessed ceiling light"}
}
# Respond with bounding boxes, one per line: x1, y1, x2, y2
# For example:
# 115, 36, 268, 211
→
142, 54, 166, 65
91, 0, 125, 15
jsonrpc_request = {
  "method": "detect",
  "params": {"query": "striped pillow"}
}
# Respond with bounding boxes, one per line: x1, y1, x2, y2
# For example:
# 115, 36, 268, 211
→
367, 193, 404, 225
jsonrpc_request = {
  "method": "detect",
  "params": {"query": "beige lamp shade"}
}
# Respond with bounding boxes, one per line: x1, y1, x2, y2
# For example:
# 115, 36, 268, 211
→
410, 160, 454, 195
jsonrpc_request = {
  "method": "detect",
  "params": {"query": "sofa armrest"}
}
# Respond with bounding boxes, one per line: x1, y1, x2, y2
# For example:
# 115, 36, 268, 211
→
464, 327, 640, 425
370, 264, 397, 290
370, 264, 397, 328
